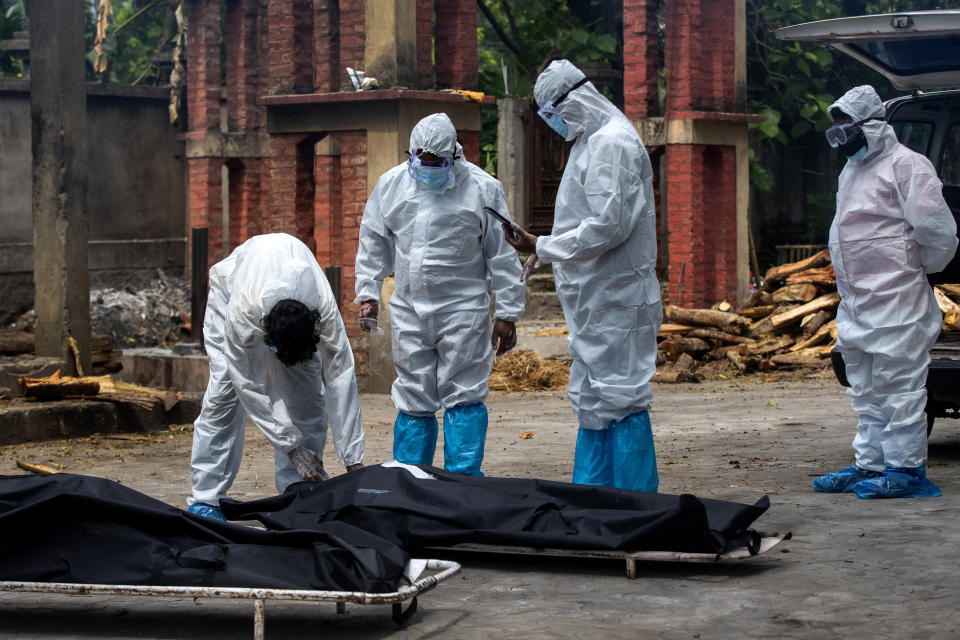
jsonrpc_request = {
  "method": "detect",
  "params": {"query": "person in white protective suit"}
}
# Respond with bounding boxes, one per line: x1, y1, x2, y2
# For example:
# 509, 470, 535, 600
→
813, 85, 957, 499
505, 59, 661, 492
354, 113, 525, 476
188, 233, 365, 520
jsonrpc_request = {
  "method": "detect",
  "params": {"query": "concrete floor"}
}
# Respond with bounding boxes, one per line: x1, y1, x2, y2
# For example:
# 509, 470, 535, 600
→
1, 374, 959, 639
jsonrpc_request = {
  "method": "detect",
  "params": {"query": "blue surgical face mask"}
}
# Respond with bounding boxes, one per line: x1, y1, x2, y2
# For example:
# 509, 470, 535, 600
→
546, 114, 569, 139
847, 144, 868, 163
408, 156, 453, 192
536, 78, 588, 140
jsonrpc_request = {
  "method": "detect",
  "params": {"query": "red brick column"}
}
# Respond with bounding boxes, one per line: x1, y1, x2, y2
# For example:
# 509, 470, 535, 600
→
434, 0, 477, 90
314, 0, 340, 92
266, 0, 312, 94
416, 0, 433, 89
701, 0, 736, 111
268, 134, 299, 235
339, 0, 365, 73
186, 0, 222, 265
458, 132, 480, 166
225, 0, 261, 130
314, 152, 342, 268
623, 0, 660, 119
294, 138, 318, 252
226, 158, 264, 250
664, 0, 699, 113
336, 131, 367, 338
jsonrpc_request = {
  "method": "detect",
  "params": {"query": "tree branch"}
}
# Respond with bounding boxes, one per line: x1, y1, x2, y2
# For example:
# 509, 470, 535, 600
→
476, 0, 523, 55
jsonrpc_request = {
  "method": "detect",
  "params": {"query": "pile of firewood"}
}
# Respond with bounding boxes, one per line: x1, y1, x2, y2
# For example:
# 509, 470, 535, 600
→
654, 248, 960, 382
0, 330, 122, 375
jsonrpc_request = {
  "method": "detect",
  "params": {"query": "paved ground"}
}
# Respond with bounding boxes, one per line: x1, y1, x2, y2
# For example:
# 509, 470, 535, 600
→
2, 373, 959, 639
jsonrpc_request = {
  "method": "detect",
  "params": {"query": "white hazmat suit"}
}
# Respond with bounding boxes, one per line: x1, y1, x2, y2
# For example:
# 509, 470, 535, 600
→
533, 60, 661, 491
817, 85, 957, 498
191, 233, 364, 507
354, 113, 525, 475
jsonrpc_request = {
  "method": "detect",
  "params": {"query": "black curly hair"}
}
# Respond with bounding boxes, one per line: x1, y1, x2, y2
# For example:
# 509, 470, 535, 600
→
262, 299, 322, 367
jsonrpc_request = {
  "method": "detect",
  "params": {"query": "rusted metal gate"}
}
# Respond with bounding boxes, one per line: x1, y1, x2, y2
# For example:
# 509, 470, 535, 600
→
525, 101, 573, 236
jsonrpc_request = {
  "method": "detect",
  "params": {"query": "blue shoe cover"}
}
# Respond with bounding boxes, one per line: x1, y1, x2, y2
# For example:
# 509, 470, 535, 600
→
852, 465, 941, 499
813, 465, 880, 493
573, 412, 658, 492
573, 427, 612, 487
442, 403, 487, 476
187, 502, 226, 521
393, 411, 438, 465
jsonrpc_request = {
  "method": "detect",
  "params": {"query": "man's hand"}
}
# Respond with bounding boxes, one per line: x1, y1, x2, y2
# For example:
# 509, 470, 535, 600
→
345, 463, 364, 473
503, 222, 538, 254
287, 445, 330, 482
358, 299, 379, 333
492, 318, 518, 356
521, 254, 541, 282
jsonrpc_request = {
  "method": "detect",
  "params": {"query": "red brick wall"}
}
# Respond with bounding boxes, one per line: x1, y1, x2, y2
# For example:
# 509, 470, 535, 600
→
225, 0, 261, 130
268, 134, 299, 235
665, 144, 737, 307
700, 0, 736, 112
266, 0, 313, 94
435, 0, 477, 90
622, 0, 660, 119
314, 151, 342, 268
339, 0, 365, 75
416, 0, 433, 89
664, 0, 698, 114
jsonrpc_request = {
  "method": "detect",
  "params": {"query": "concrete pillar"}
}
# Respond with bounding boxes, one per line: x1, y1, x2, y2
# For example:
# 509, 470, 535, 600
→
29, 0, 90, 375
364, 0, 417, 88
497, 97, 528, 227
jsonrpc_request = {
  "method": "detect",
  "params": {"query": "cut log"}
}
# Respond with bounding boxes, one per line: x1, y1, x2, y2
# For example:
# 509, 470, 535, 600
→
0, 330, 35, 355
664, 305, 751, 335
785, 266, 836, 287
939, 283, 960, 301
747, 335, 795, 356
687, 328, 755, 345
739, 305, 776, 320
673, 353, 699, 374
652, 370, 702, 383
17, 370, 100, 399
762, 248, 831, 291
660, 336, 711, 360
746, 305, 799, 338
738, 290, 774, 310
714, 301, 733, 312
658, 323, 694, 336
705, 344, 750, 360
769, 292, 840, 329
791, 319, 837, 352
770, 353, 830, 368
726, 349, 748, 372
772, 283, 818, 304
800, 310, 831, 338
934, 286, 960, 331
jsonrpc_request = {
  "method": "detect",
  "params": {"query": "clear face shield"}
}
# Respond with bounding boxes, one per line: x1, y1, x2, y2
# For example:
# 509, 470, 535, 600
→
536, 78, 589, 137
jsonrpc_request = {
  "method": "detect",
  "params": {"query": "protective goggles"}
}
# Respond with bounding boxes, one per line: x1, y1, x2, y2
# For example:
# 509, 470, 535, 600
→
824, 117, 883, 148
536, 78, 589, 123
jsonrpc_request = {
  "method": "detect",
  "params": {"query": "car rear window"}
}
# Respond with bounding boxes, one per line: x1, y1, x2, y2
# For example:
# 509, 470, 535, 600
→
892, 121, 933, 156
940, 125, 960, 187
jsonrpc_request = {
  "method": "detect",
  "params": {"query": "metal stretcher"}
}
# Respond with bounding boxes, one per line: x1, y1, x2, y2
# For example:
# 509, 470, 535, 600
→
434, 532, 791, 579
0, 558, 460, 639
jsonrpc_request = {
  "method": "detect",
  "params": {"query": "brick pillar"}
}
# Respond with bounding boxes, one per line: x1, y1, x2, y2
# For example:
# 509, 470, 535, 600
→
314, 0, 340, 92
314, 149, 342, 269
189, 157, 223, 264
226, 159, 264, 250
434, 0, 477, 90
295, 137, 318, 252
186, 0, 222, 264
225, 0, 261, 130
458, 131, 480, 166
623, 0, 660, 119
268, 134, 298, 235
339, 0, 365, 72
267, 0, 312, 94
664, 0, 698, 113
336, 131, 367, 338
416, 0, 433, 89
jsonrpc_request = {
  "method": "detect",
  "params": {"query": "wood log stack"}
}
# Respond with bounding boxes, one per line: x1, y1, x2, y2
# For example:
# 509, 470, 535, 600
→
654, 249, 960, 382
0, 330, 122, 375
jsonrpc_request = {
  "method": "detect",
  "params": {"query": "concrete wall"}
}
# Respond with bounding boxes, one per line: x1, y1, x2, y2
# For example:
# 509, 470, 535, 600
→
0, 79, 185, 322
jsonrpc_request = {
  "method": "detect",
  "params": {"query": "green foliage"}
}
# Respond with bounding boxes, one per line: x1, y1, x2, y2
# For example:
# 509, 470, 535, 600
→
0, 0, 26, 77
85, 0, 175, 84
477, 0, 620, 98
